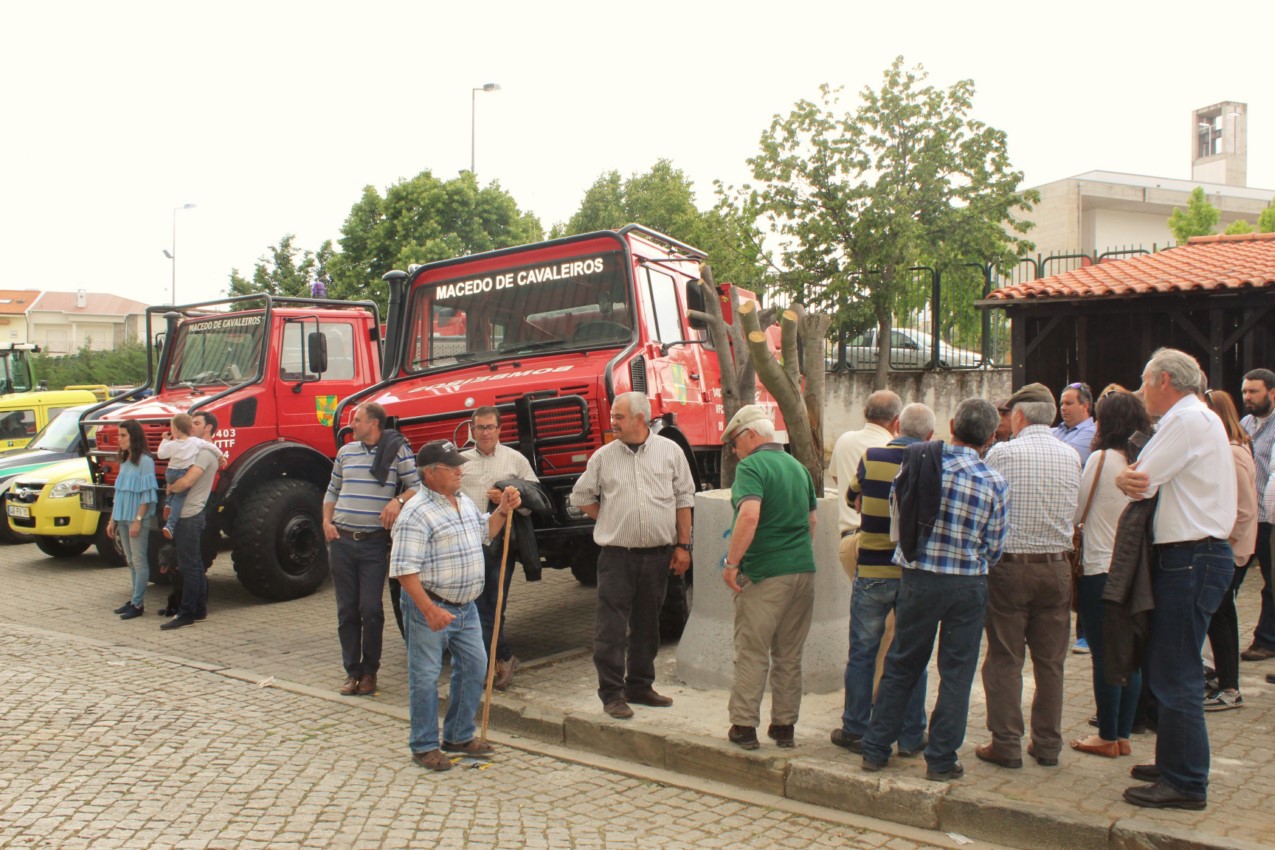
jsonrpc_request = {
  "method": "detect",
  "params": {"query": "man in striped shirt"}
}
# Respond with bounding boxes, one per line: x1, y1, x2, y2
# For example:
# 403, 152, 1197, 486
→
322, 402, 419, 698
978, 382, 1081, 771
570, 392, 695, 720
833, 403, 935, 757
859, 399, 1008, 782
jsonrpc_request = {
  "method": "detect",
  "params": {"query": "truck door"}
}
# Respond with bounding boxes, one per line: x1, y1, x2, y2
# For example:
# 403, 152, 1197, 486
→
639, 265, 709, 439
276, 319, 365, 451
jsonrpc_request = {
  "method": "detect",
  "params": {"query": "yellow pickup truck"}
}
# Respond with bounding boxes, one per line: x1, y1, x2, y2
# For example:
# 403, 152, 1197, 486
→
5, 456, 125, 565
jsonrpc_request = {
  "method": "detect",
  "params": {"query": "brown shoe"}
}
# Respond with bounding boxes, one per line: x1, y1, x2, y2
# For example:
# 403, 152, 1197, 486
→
603, 699, 634, 719
767, 724, 795, 748
493, 657, 518, 692
412, 749, 453, 772
1240, 645, 1275, 661
1070, 736, 1120, 758
625, 688, 673, 707
442, 739, 494, 758
974, 742, 1022, 769
357, 673, 377, 696
728, 724, 760, 750
1028, 742, 1059, 767
339, 676, 360, 696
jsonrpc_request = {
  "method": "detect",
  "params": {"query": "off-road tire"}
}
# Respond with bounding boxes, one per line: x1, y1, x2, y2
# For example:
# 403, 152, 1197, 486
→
231, 479, 328, 601
569, 541, 599, 586
35, 536, 91, 558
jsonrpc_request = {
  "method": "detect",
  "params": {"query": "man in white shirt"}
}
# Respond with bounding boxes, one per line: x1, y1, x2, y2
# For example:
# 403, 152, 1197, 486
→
1116, 348, 1236, 811
460, 406, 539, 691
829, 391, 901, 573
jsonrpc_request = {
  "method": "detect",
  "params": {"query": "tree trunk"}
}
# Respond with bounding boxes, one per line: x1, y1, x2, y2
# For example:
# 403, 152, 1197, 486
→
689, 264, 755, 487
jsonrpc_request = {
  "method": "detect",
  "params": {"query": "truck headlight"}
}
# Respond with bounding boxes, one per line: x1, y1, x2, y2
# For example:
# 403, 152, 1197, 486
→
50, 479, 89, 499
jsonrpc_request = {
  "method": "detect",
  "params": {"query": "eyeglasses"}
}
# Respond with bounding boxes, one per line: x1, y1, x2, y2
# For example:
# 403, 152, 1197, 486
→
472, 424, 499, 432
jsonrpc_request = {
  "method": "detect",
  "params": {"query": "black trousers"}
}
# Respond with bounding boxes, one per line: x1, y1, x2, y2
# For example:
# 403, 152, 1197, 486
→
330, 534, 390, 678
475, 541, 516, 663
1206, 562, 1250, 690
593, 545, 670, 704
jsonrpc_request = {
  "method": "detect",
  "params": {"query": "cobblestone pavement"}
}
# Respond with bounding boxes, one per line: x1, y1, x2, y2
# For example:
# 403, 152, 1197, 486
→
0, 622, 973, 850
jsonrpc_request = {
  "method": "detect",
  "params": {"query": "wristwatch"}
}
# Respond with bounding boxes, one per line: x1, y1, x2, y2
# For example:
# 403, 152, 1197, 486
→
396, 495, 407, 505
674, 542, 691, 552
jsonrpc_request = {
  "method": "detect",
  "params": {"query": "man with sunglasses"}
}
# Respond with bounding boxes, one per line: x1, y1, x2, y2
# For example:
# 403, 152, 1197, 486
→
392, 439, 521, 771
1053, 382, 1096, 465
460, 406, 538, 691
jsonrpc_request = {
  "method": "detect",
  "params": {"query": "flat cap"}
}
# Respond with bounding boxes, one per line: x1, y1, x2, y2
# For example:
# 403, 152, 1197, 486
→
1006, 382, 1054, 407
722, 404, 772, 443
995, 398, 1012, 413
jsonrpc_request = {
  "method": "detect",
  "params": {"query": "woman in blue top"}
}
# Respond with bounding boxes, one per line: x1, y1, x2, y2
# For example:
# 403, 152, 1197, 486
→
109, 420, 158, 620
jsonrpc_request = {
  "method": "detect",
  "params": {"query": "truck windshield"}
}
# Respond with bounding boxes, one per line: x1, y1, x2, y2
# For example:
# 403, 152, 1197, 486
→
164, 313, 266, 388
0, 349, 35, 394
404, 249, 631, 371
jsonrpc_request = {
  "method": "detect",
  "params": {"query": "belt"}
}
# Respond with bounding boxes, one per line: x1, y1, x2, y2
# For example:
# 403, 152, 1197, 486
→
426, 589, 461, 606
602, 544, 673, 555
841, 530, 857, 539
1000, 552, 1069, 564
337, 527, 389, 541
1157, 537, 1225, 550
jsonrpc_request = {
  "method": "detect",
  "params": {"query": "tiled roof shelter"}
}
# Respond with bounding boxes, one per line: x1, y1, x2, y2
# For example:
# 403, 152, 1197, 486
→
978, 232, 1275, 393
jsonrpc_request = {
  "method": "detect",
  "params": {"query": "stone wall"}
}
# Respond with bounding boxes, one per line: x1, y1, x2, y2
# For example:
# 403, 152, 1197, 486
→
822, 368, 1013, 458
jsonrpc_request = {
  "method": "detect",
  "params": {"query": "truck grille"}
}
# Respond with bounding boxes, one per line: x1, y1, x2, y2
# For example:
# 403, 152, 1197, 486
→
92, 420, 172, 487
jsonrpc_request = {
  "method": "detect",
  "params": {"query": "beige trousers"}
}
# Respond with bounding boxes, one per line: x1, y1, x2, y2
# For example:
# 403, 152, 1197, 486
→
728, 571, 816, 727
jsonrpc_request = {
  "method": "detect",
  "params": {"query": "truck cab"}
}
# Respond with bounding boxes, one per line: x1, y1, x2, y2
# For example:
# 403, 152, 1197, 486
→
338, 225, 780, 631
80, 295, 381, 599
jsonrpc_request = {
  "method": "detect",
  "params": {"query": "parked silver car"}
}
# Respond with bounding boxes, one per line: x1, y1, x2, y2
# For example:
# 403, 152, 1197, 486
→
842, 327, 984, 369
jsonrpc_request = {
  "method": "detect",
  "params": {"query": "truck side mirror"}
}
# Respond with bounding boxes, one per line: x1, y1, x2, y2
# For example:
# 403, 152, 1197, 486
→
307, 332, 328, 375
685, 279, 706, 330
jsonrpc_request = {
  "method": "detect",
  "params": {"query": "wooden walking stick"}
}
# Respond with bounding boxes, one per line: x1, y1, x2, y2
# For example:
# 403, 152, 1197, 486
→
480, 502, 514, 742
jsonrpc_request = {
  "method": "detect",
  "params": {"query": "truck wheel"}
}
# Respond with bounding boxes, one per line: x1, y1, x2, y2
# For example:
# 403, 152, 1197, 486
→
569, 542, 599, 586
231, 479, 328, 601
0, 495, 34, 544
35, 536, 91, 558
660, 572, 691, 641
93, 516, 128, 566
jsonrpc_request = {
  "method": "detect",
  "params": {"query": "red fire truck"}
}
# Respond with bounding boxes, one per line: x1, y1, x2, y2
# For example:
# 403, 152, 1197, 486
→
337, 225, 780, 633
79, 295, 382, 600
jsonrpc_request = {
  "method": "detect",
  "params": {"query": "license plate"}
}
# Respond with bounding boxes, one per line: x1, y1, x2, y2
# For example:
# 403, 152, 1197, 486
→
7, 504, 30, 518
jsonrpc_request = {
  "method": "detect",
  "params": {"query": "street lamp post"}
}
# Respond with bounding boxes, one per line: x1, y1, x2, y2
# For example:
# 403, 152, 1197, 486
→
165, 203, 196, 305
471, 83, 501, 174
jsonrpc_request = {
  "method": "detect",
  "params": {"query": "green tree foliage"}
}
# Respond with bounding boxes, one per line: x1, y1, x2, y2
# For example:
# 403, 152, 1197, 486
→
728, 57, 1036, 386
1258, 201, 1275, 233
325, 171, 543, 315
32, 340, 150, 390
561, 160, 770, 293
1168, 187, 1221, 243
1224, 219, 1254, 235
227, 234, 335, 298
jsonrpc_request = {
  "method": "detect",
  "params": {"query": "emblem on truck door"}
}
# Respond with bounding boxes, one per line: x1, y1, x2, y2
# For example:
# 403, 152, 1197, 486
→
315, 395, 338, 427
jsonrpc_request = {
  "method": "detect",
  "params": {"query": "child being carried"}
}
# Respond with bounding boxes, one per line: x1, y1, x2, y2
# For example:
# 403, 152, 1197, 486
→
157, 413, 223, 540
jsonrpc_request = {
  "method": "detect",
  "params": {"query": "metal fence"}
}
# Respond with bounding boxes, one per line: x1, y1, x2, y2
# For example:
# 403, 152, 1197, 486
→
759, 246, 1168, 372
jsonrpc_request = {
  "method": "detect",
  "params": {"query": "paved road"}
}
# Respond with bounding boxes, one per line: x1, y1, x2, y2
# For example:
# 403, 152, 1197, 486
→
0, 544, 988, 850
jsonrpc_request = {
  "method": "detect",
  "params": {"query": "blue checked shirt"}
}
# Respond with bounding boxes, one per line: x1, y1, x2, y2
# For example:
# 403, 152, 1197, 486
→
892, 444, 1010, 576
1242, 413, 1275, 523
985, 424, 1081, 553
389, 488, 489, 604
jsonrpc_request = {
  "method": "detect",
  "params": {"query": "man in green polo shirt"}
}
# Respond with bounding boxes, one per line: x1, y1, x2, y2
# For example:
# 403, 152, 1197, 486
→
720, 405, 818, 750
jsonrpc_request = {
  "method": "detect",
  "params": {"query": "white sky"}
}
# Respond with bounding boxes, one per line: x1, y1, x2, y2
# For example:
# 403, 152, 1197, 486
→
3, 0, 1271, 309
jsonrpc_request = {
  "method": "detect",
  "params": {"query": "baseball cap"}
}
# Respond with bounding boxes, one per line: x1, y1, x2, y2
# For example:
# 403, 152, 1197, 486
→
416, 440, 468, 467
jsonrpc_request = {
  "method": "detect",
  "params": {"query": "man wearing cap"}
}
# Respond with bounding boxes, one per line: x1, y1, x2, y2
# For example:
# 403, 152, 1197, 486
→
1115, 348, 1235, 810
570, 392, 695, 720
977, 383, 1081, 771
390, 439, 521, 772
1053, 382, 1097, 464
322, 402, 419, 697
829, 391, 903, 574
720, 405, 818, 750
993, 399, 1013, 445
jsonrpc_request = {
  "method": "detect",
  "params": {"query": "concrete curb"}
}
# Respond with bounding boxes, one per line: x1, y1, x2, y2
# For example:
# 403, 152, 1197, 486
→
481, 694, 1252, 850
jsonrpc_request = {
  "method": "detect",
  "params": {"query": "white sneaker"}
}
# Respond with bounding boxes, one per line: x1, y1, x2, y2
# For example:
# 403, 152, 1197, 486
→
1203, 689, 1243, 711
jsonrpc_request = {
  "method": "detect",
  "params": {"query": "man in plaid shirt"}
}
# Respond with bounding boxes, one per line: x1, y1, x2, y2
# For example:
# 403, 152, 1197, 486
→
858, 398, 1009, 782
977, 382, 1081, 771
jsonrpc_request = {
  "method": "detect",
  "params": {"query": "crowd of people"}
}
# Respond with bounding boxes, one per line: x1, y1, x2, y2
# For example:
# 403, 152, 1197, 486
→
103, 350, 1272, 805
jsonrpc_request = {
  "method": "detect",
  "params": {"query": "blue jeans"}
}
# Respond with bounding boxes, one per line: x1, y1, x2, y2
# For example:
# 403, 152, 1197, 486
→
404, 595, 487, 753
1251, 523, 1275, 650
1147, 540, 1233, 798
174, 512, 207, 619
119, 516, 154, 608
164, 467, 188, 534
1076, 572, 1140, 741
862, 569, 987, 772
842, 577, 927, 750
